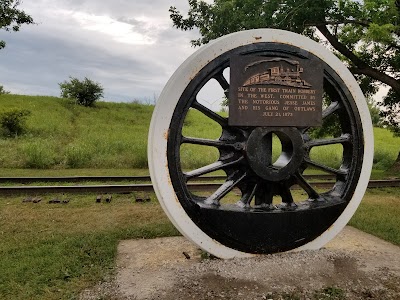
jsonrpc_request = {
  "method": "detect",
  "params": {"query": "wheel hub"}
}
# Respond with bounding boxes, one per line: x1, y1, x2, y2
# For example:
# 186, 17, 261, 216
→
246, 127, 305, 181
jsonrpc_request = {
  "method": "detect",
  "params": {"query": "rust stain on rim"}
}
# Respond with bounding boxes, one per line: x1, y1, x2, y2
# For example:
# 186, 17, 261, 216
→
163, 130, 169, 140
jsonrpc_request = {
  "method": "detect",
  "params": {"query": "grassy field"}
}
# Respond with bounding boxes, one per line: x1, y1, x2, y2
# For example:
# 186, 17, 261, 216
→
0, 193, 178, 300
0, 94, 399, 299
0, 188, 398, 300
0, 94, 399, 173
349, 188, 400, 244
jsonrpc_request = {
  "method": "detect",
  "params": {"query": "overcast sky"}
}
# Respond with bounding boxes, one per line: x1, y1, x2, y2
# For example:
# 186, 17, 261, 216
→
0, 0, 214, 105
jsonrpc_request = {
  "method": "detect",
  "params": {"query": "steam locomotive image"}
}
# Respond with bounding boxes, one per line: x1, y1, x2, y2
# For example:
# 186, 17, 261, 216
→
243, 58, 312, 88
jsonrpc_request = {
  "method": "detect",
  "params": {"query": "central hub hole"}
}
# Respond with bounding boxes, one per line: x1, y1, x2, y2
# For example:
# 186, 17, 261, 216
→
246, 127, 303, 182
272, 133, 282, 165
266, 132, 293, 169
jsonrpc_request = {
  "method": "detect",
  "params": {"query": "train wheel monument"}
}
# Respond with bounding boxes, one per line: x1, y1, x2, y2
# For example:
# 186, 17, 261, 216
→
148, 29, 373, 259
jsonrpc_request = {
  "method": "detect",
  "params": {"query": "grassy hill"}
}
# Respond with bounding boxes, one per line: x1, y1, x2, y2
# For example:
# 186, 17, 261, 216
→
0, 95, 151, 169
0, 94, 399, 172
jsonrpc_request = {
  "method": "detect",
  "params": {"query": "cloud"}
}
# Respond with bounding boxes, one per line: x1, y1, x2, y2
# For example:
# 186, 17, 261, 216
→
0, 0, 200, 102
71, 12, 156, 45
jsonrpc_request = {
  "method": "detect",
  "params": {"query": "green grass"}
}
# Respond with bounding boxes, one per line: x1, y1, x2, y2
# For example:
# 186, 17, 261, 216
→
313, 286, 345, 300
349, 188, 400, 245
0, 193, 178, 300
0, 95, 399, 299
0, 168, 149, 177
0, 94, 399, 173
0, 189, 398, 300
0, 95, 152, 169
373, 127, 400, 170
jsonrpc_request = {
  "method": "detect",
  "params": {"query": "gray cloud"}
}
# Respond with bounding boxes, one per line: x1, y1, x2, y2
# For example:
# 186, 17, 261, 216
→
0, 0, 199, 102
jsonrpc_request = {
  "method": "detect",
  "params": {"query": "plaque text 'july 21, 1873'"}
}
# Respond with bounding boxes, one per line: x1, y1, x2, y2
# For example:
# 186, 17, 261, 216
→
229, 55, 323, 127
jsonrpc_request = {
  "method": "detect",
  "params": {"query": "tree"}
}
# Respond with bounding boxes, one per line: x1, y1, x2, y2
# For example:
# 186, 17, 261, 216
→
59, 77, 104, 107
0, 85, 10, 94
0, 0, 34, 49
381, 88, 400, 136
170, 0, 400, 131
367, 98, 384, 127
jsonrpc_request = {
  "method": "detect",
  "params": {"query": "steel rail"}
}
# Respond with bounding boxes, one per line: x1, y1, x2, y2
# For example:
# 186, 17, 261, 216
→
0, 174, 336, 183
0, 180, 399, 195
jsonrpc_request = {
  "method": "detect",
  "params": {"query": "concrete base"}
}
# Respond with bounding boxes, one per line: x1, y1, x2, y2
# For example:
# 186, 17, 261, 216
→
81, 226, 400, 300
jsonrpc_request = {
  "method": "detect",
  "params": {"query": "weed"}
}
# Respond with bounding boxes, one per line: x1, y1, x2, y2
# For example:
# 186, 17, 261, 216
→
200, 250, 218, 260
313, 286, 345, 299
65, 143, 94, 168
22, 140, 58, 169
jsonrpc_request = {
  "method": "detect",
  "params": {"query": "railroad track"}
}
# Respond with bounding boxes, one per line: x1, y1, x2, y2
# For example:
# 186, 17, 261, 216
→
0, 174, 335, 183
0, 179, 398, 195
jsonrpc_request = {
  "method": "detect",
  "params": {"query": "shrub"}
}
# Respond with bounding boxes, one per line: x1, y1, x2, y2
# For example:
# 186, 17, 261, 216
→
0, 109, 31, 137
59, 77, 103, 107
0, 85, 10, 95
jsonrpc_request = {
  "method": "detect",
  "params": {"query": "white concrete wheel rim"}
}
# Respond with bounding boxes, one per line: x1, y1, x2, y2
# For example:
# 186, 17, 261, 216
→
148, 29, 373, 259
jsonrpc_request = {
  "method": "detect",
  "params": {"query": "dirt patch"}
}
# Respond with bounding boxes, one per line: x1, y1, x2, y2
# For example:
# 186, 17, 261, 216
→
80, 227, 400, 300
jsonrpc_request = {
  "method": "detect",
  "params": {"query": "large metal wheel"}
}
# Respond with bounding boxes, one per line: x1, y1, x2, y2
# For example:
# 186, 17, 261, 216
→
148, 29, 373, 258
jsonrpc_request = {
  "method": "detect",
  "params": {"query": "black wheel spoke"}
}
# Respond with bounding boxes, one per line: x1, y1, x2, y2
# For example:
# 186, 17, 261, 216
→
301, 101, 343, 133
213, 71, 230, 91
182, 136, 241, 149
322, 101, 341, 119
304, 158, 348, 176
276, 182, 298, 210
185, 156, 244, 180
237, 183, 258, 208
294, 172, 320, 200
281, 184, 294, 204
192, 100, 228, 127
204, 171, 247, 206
254, 184, 275, 209
306, 134, 351, 148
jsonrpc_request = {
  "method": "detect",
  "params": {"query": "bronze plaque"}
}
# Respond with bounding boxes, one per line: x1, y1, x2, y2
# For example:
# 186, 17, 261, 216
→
229, 55, 323, 126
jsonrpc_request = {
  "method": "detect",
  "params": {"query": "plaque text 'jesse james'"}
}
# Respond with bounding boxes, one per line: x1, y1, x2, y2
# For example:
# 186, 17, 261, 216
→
229, 55, 323, 127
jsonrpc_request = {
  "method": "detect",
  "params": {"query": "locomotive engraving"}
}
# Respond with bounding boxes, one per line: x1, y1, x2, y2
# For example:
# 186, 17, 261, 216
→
243, 58, 312, 88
